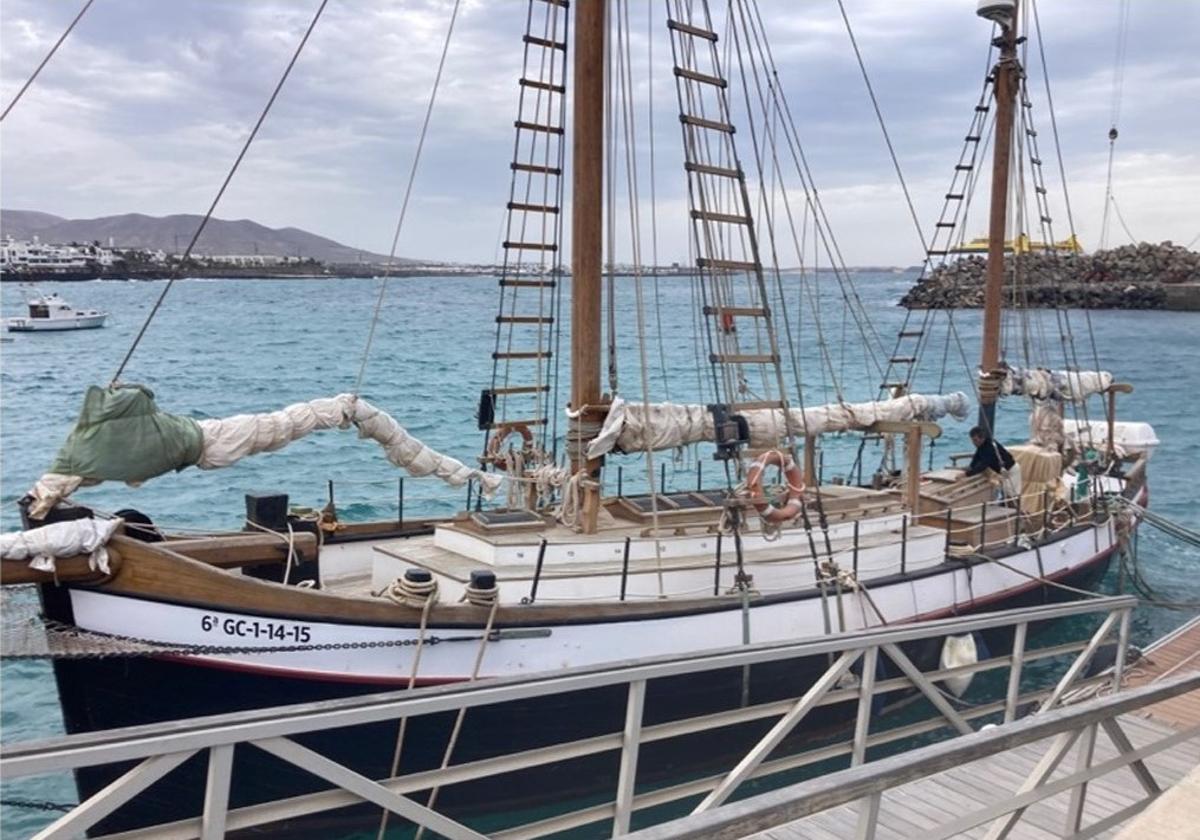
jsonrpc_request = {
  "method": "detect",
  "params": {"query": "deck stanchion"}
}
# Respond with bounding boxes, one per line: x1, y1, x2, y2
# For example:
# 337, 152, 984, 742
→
619, 536, 631, 602
900, 515, 908, 574
398, 477, 404, 527
696, 460, 703, 491
617, 465, 623, 497
945, 506, 953, 558
980, 500, 988, 549
1005, 621, 1028, 724
852, 520, 860, 576
713, 532, 723, 596
660, 462, 667, 495
327, 479, 335, 510
529, 539, 548, 604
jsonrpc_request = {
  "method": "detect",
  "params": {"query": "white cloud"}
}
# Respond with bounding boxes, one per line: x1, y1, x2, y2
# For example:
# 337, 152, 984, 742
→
1, 0, 1196, 264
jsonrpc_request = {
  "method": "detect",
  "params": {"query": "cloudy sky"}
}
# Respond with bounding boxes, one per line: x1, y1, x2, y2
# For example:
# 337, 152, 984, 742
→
1, 0, 1196, 265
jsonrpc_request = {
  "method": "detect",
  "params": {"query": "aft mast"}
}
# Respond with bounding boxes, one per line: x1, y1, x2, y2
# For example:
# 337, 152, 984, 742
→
977, 0, 1020, 434
569, 0, 606, 531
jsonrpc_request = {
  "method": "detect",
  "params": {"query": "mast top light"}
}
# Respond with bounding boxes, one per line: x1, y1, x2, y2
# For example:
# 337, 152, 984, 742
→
976, 0, 1016, 29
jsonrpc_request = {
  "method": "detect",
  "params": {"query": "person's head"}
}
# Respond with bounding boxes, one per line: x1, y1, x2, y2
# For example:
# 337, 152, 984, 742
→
969, 426, 988, 446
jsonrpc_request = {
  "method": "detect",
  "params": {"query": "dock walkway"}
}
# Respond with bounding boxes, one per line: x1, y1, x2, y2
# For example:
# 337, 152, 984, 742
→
751, 713, 1195, 840
730, 616, 1200, 840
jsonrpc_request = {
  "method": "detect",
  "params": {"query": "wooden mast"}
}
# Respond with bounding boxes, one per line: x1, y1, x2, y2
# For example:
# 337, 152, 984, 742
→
570, 0, 605, 530
978, 3, 1020, 435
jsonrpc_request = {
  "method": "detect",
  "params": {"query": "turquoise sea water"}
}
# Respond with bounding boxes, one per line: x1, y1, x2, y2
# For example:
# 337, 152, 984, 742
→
1, 274, 1198, 835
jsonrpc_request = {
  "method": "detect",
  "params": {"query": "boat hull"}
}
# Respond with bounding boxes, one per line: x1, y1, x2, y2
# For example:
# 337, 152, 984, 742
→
47, 531, 1117, 837
5, 313, 107, 331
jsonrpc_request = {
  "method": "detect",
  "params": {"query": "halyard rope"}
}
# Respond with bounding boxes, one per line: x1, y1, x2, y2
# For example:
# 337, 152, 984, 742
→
353, 0, 463, 397
110, 0, 331, 385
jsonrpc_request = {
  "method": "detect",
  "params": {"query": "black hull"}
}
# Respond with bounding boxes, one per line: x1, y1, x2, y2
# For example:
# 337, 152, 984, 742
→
50, 556, 1111, 838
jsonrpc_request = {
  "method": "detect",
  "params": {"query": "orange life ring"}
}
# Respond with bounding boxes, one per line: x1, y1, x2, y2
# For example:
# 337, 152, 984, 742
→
486, 422, 534, 460
746, 450, 806, 524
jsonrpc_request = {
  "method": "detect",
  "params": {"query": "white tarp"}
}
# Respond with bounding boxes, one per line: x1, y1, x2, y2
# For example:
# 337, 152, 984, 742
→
0, 517, 122, 575
28, 394, 501, 517
587, 392, 971, 458
1002, 367, 1113, 403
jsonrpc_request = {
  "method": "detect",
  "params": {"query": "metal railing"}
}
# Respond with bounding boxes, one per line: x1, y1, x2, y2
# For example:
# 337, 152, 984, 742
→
2, 596, 1140, 840
623, 672, 1200, 840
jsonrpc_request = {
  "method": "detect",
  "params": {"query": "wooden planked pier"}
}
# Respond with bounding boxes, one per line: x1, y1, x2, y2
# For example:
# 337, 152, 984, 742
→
629, 616, 1200, 840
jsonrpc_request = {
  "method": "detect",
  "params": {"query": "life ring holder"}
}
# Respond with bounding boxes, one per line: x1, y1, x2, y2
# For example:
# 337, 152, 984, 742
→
746, 450, 806, 524
485, 421, 535, 464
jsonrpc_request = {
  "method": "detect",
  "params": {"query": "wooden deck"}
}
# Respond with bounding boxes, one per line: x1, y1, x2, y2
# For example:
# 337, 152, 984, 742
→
751, 714, 1197, 840
753, 615, 1200, 840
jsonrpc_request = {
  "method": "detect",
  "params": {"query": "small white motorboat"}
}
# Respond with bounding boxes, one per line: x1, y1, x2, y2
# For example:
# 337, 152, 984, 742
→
5, 293, 108, 332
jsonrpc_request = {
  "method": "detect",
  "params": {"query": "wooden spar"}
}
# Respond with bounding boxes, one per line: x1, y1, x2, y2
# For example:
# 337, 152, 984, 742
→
978, 5, 1020, 434
570, 0, 606, 530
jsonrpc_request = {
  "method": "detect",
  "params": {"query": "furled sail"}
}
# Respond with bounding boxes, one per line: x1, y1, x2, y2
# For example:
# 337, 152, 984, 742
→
1001, 367, 1113, 402
27, 386, 501, 517
587, 392, 971, 459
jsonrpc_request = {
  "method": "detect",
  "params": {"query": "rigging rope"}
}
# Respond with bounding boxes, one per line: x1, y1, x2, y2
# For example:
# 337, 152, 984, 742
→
110, 0, 330, 385
354, 0, 463, 397
0, 0, 96, 123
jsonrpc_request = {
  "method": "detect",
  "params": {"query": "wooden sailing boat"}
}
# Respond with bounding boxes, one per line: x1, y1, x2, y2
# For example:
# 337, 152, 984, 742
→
0, 0, 1155, 834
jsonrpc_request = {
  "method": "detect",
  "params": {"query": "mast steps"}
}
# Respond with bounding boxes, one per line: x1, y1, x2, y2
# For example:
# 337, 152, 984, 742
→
685, 161, 744, 179
673, 67, 727, 88
679, 114, 736, 134
519, 78, 566, 94
522, 35, 566, 51
496, 315, 554, 325
667, 19, 718, 41
691, 210, 750, 225
697, 257, 758, 271
954, 164, 973, 171
507, 201, 560, 214
703, 305, 769, 317
514, 120, 564, 136
502, 241, 558, 252
485, 418, 547, 430
709, 353, 779, 364
487, 385, 550, 396
498, 278, 557, 288
730, 399, 786, 411
965, 134, 982, 142
493, 350, 552, 360
511, 162, 562, 176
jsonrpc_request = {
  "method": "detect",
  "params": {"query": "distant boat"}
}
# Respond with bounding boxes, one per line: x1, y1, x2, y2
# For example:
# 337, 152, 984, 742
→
4, 292, 107, 331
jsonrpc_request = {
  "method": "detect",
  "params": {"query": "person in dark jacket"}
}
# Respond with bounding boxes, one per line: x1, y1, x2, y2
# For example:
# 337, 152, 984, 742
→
965, 426, 1021, 500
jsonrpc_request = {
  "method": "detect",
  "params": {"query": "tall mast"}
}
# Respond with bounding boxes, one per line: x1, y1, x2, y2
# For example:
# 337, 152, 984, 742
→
977, 0, 1020, 434
569, 0, 605, 526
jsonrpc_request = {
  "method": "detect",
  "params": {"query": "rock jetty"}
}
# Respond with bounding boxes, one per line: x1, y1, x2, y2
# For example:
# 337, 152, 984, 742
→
900, 242, 1200, 310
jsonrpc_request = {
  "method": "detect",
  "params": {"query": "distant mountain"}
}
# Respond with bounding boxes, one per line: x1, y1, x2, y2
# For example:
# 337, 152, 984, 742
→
0, 210, 412, 265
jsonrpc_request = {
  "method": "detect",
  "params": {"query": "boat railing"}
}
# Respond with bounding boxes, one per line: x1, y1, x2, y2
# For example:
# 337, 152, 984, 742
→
2, 595, 1143, 839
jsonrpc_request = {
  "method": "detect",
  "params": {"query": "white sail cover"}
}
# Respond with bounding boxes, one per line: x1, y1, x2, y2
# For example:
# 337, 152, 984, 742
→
28, 395, 501, 517
587, 392, 971, 458
1002, 367, 1113, 402
0, 517, 122, 575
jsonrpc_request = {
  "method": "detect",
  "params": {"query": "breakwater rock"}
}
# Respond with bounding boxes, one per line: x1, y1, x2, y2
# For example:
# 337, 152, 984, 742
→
900, 241, 1200, 310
